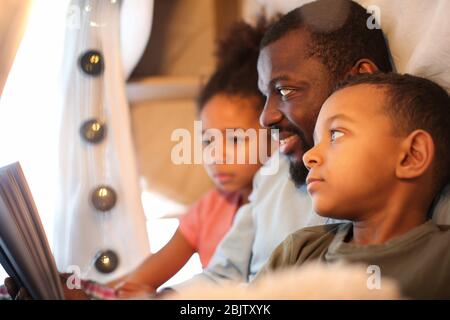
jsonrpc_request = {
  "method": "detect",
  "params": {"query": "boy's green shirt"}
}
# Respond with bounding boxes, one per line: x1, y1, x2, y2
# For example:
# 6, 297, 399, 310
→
258, 221, 450, 299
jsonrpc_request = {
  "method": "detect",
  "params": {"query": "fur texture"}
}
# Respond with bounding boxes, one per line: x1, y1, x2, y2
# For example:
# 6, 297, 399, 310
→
167, 263, 401, 300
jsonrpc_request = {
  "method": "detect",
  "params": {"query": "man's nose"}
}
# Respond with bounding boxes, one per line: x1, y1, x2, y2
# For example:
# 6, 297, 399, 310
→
259, 98, 283, 128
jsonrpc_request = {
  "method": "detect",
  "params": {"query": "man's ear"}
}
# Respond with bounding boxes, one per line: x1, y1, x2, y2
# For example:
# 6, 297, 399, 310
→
345, 59, 379, 77
396, 130, 435, 180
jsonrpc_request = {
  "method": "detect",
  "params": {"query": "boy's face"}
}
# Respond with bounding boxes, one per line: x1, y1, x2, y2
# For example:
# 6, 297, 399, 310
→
303, 85, 403, 220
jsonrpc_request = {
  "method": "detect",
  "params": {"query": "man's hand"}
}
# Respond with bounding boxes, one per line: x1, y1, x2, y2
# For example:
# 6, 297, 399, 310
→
4, 277, 31, 300
4, 274, 89, 300
59, 273, 90, 300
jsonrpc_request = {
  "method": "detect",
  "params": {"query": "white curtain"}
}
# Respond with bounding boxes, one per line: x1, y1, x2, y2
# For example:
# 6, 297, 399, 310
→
120, 0, 154, 79
54, 0, 153, 282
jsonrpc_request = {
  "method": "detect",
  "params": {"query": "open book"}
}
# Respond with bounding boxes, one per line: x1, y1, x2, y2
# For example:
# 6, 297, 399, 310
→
0, 162, 64, 299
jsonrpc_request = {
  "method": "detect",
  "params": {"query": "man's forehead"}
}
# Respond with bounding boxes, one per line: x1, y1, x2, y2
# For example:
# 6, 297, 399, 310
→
258, 31, 311, 71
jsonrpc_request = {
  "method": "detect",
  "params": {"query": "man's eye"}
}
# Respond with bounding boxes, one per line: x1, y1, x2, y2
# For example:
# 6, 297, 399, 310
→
330, 130, 344, 141
278, 88, 293, 97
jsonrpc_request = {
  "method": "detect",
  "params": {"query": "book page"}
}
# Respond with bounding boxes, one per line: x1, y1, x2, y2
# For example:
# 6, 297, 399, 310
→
0, 162, 64, 299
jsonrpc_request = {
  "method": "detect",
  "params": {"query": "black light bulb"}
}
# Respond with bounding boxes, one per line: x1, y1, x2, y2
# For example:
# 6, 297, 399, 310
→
79, 50, 104, 76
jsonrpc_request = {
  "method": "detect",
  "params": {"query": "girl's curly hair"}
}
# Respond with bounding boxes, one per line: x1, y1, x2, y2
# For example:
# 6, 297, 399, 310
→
197, 19, 268, 111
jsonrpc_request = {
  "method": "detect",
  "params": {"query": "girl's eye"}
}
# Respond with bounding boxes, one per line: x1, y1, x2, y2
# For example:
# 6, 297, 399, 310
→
278, 88, 293, 97
202, 136, 213, 145
330, 130, 344, 142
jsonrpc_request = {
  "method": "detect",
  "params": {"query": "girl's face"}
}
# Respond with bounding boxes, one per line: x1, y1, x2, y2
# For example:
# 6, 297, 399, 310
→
200, 94, 269, 195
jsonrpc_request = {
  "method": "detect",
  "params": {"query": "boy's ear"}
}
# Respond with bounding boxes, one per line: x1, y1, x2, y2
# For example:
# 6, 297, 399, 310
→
396, 130, 435, 180
345, 59, 379, 77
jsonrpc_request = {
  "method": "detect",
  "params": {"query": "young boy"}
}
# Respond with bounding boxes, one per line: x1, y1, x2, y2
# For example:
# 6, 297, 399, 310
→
257, 73, 450, 299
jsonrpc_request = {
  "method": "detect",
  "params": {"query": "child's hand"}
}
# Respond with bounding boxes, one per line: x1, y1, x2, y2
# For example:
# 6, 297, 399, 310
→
107, 275, 127, 289
111, 279, 155, 299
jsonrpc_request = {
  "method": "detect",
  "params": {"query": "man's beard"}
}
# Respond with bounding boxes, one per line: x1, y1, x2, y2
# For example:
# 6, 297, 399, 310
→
289, 159, 309, 188
272, 122, 312, 188
287, 129, 312, 188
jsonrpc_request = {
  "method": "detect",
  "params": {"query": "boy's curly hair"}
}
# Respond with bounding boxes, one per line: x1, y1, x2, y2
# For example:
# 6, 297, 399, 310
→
197, 19, 268, 111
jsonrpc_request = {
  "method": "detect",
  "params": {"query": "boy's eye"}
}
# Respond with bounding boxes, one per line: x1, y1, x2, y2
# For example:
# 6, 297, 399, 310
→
330, 130, 344, 142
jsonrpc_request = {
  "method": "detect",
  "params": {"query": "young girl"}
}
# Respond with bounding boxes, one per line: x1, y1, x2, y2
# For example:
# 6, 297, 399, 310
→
109, 21, 270, 298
